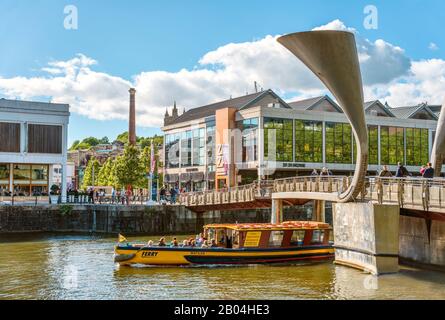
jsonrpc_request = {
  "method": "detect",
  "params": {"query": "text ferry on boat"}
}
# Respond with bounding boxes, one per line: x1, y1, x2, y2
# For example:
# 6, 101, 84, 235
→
114, 221, 334, 266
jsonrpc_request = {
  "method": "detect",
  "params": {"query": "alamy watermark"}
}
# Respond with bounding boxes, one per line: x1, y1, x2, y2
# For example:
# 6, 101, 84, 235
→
64, 5, 78, 30
363, 5, 378, 30
62, 265, 79, 289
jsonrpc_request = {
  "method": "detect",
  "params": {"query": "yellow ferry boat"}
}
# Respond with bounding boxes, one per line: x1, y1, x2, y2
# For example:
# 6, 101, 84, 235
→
114, 221, 334, 266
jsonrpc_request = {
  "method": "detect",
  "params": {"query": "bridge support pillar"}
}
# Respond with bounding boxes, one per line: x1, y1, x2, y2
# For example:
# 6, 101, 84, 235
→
333, 202, 400, 275
271, 199, 283, 224
313, 200, 326, 222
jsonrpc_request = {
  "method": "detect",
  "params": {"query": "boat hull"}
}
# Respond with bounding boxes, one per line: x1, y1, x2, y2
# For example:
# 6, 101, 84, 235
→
114, 245, 334, 266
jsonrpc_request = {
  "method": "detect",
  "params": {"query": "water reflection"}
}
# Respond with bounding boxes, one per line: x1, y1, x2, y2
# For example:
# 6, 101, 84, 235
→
0, 234, 444, 300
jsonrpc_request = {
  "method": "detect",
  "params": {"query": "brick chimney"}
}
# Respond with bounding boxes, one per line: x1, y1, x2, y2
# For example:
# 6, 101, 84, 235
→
129, 88, 136, 146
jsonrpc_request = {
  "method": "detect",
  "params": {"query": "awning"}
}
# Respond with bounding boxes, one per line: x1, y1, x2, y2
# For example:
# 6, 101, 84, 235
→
180, 173, 191, 182
192, 172, 204, 182
165, 174, 179, 183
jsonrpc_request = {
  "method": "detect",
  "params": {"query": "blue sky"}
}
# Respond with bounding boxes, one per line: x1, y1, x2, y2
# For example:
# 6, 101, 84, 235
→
0, 0, 444, 146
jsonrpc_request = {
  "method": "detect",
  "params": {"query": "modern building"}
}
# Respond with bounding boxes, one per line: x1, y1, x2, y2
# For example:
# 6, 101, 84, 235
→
162, 89, 441, 192
0, 98, 70, 197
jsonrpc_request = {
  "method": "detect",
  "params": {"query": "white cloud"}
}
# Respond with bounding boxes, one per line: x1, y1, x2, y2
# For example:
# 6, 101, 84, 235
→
0, 19, 442, 128
429, 42, 439, 51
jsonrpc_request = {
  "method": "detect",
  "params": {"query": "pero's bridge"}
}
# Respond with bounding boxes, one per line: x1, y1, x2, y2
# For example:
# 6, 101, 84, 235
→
179, 176, 445, 216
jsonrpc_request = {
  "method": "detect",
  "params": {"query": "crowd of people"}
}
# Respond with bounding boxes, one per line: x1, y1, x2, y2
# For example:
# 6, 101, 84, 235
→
146, 233, 219, 248
378, 162, 436, 178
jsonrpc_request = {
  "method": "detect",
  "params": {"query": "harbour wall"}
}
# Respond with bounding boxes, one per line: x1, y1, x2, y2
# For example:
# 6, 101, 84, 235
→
0, 204, 313, 235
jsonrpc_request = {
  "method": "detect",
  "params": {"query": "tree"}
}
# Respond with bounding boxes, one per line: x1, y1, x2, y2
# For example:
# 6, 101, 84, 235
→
97, 157, 113, 186
114, 145, 146, 190
81, 157, 101, 190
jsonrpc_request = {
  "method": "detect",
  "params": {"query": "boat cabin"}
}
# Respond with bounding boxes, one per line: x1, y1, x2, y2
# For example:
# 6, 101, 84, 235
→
203, 221, 331, 249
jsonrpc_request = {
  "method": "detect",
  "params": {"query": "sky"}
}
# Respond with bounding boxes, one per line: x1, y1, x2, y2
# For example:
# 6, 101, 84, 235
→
0, 0, 444, 147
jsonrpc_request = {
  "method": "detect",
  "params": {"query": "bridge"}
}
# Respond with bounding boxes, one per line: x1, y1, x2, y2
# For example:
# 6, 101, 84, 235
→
179, 176, 445, 215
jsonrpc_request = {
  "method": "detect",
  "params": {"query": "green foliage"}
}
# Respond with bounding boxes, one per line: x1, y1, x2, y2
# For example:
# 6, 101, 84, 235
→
59, 204, 73, 216
97, 157, 114, 186
81, 157, 101, 190
69, 136, 110, 150
114, 145, 146, 189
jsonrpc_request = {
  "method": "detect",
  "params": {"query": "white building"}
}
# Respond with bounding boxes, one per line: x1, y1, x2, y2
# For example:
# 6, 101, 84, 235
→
0, 98, 70, 200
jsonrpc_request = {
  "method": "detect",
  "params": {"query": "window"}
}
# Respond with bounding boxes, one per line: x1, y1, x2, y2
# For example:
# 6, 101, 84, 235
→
368, 125, 378, 165
180, 131, 192, 167
325, 122, 352, 164
290, 230, 306, 246
268, 231, 284, 247
264, 118, 293, 162
206, 122, 215, 172
28, 124, 62, 154
310, 230, 325, 245
165, 133, 180, 168
295, 120, 322, 163
406, 128, 429, 166
192, 128, 205, 166
381, 126, 404, 165
0, 122, 20, 153
238, 118, 258, 163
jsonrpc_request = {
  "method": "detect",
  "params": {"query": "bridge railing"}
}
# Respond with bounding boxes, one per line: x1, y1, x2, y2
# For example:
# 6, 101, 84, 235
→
366, 176, 445, 211
178, 180, 275, 207
273, 176, 350, 194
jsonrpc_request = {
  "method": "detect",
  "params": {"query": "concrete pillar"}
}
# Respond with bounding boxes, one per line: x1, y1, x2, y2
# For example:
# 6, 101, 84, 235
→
271, 199, 283, 224
333, 202, 400, 275
313, 200, 325, 222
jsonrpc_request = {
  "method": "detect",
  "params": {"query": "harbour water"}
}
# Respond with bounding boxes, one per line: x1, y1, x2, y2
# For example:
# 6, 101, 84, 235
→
1, 233, 444, 300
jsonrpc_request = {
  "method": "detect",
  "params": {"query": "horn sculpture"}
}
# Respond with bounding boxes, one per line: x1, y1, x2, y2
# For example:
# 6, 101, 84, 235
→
431, 99, 445, 176
277, 31, 368, 202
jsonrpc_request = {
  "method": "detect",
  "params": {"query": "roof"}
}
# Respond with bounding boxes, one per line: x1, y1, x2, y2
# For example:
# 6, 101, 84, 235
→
364, 100, 395, 117
167, 89, 289, 125
389, 104, 438, 120
288, 95, 342, 112
204, 221, 331, 231
0, 98, 70, 114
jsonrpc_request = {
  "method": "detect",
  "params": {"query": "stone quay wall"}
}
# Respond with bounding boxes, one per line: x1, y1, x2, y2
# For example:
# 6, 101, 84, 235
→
0, 204, 312, 235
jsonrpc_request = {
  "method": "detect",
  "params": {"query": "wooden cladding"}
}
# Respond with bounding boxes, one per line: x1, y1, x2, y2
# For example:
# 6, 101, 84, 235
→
28, 124, 62, 154
0, 122, 20, 152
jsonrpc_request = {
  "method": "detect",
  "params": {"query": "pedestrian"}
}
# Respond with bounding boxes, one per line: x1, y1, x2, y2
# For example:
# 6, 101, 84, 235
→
423, 162, 435, 178
311, 169, 318, 176
379, 165, 392, 177
396, 162, 410, 178
420, 165, 426, 176
160, 186, 166, 202
320, 167, 329, 176
170, 186, 177, 204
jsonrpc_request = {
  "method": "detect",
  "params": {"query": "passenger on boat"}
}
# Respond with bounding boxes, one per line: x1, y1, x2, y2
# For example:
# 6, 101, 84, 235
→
171, 237, 178, 247
210, 239, 218, 247
181, 240, 188, 247
147, 240, 154, 247
190, 239, 196, 247
158, 237, 167, 246
201, 240, 209, 248
196, 233, 204, 246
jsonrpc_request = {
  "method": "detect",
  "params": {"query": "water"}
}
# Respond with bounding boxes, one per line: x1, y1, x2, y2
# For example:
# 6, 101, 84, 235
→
0, 233, 444, 300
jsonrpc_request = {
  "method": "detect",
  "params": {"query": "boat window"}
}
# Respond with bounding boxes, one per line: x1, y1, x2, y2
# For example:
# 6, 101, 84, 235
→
268, 231, 284, 247
311, 230, 325, 245
290, 230, 306, 246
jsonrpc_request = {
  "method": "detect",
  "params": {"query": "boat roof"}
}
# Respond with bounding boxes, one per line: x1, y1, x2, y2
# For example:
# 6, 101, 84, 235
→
204, 221, 331, 231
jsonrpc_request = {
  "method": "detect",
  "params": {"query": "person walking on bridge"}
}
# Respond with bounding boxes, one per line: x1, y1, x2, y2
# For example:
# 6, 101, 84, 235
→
422, 163, 435, 178
379, 165, 392, 177
396, 162, 410, 178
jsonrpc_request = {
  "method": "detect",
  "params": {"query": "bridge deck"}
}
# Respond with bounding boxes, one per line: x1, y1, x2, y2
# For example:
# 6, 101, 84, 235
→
179, 176, 445, 215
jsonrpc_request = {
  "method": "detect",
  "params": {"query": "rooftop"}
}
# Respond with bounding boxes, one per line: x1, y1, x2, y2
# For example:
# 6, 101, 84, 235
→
204, 221, 331, 231
0, 98, 70, 115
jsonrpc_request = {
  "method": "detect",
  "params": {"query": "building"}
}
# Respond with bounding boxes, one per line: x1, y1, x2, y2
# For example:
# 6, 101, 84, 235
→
162, 89, 440, 192
0, 98, 70, 197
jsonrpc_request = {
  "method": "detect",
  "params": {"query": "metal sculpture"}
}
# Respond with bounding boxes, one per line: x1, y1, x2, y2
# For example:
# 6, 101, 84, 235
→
431, 99, 445, 176
277, 30, 368, 202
